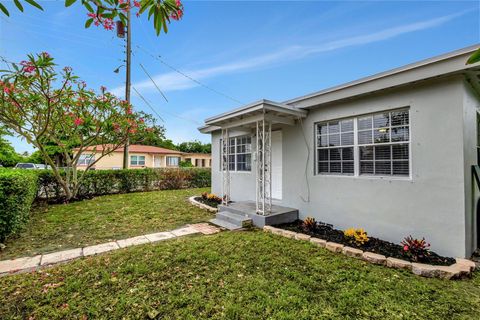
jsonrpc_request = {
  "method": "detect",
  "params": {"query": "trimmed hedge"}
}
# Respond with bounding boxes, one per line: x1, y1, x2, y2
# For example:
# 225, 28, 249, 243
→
37, 168, 211, 201
0, 169, 38, 242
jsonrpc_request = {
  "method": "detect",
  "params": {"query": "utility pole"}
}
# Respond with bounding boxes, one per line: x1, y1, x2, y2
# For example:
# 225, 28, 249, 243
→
122, 5, 132, 169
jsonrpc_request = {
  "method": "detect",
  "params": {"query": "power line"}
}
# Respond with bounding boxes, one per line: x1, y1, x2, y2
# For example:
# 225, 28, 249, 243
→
139, 62, 169, 103
132, 86, 165, 122
135, 44, 245, 106
132, 86, 201, 126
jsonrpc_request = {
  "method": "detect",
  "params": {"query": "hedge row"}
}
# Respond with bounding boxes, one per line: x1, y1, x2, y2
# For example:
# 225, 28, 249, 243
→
37, 168, 211, 201
0, 169, 38, 242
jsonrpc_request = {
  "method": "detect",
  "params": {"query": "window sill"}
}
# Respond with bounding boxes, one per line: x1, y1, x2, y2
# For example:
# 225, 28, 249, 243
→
220, 170, 252, 174
314, 174, 412, 182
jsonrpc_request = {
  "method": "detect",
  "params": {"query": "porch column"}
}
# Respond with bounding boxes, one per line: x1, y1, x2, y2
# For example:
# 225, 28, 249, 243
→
256, 119, 272, 215
221, 128, 230, 205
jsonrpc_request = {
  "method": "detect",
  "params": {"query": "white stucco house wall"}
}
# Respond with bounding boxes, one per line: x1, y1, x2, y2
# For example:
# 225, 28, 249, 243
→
199, 45, 480, 258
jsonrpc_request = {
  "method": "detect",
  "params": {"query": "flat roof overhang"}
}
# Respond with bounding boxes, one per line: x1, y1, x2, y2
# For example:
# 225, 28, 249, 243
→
199, 99, 307, 133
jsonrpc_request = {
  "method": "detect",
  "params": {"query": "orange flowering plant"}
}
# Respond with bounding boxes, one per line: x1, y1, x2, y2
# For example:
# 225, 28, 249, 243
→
0, 53, 147, 200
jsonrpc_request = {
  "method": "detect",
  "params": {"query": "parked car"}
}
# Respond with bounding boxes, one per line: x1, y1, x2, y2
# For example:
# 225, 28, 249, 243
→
14, 163, 48, 170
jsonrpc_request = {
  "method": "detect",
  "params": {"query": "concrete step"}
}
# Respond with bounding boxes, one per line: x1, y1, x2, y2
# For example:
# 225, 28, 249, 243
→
218, 204, 252, 216
216, 211, 252, 228
209, 218, 243, 230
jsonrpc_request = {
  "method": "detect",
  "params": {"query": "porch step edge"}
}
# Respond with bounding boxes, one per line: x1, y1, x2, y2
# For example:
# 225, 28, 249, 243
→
209, 218, 243, 231
216, 211, 252, 227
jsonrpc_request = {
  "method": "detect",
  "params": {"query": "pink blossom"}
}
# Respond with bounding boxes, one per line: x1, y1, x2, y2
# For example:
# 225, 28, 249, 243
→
403, 245, 409, 251
3, 83, 14, 94
133, 0, 140, 8
74, 117, 84, 126
170, 0, 184, 20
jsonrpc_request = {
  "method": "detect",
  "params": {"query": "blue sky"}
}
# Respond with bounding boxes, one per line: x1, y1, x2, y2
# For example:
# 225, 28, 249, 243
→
0, 0, 479, 153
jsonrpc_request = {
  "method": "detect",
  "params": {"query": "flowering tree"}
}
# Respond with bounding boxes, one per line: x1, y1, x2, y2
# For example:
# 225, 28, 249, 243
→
0, 0, 184, 36
0, 53, 147, 200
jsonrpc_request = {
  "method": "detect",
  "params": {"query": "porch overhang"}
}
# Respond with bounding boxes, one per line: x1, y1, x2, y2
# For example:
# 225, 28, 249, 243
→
199, 99, 307, 133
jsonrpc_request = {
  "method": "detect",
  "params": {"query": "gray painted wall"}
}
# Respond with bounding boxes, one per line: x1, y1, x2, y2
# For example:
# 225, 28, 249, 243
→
210, 75, 477, 258
462, 80, 480, 256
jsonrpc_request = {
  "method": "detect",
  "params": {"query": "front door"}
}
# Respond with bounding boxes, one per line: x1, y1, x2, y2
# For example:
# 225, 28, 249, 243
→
271, 130, 282, 200
154, 156, 162, 168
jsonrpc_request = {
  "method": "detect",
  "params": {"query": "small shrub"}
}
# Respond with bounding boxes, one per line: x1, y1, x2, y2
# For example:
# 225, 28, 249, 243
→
0, 169, 38, 242
344, 228, 369, 246
302, 217, 317, 232
206, 193, 222, 204
401, 236, 430, 262
36, 168, 211, 202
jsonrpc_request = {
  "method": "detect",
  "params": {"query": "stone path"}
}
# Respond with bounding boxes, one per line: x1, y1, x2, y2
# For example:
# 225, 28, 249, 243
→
0, 223, 220, 276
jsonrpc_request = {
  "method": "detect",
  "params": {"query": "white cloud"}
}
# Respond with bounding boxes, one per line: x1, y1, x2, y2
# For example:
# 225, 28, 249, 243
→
112, 11, 466, 96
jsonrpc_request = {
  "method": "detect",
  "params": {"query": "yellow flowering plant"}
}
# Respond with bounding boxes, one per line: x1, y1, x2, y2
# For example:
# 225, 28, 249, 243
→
344, 228, 369, 246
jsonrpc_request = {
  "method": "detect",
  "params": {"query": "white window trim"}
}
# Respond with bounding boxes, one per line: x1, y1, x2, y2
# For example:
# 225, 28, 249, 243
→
220, 135, 252, 173
166, 156, 180, 167
314, 108, 412, 180
130, 155, 146, 166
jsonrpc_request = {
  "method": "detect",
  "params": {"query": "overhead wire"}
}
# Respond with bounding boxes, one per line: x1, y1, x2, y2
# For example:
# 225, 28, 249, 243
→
135, 44, 245, 106
132, 86, 165, 122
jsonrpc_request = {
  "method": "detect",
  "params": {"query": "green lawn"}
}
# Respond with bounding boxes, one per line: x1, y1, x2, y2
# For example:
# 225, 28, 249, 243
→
1, 231, 479, 319
0, 188, 212, 260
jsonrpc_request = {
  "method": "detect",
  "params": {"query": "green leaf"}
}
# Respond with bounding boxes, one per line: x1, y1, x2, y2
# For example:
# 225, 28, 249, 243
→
83, 1, 94, 13
148, 5, 155, 19
85, 17, 93, 28
161, 7, 168, 34
467, 48, 480, 65
65, 0, 77, 7
24, 0, 43, 10
0, 2, 9, 16
13, 0, 24, 12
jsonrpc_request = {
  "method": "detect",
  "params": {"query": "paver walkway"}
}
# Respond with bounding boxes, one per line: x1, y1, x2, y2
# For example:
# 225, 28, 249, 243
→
0, 223, 220, 276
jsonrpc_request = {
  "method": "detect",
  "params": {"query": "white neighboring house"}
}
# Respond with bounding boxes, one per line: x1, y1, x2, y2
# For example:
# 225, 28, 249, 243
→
199, 45, 480, 258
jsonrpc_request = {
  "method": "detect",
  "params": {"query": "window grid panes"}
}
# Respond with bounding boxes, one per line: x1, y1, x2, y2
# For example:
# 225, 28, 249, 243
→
316, 118, 354, 175
130, 155, 145, 166
166, 156, 180, 166
358, 110, 409, 176
221, 136, 252, 172
78, 154, 95, 166
315, 109, 410, 177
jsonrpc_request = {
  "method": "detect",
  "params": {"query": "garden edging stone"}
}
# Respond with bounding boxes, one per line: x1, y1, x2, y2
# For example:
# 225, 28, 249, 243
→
188, 196, 218, 213
342, 246, 363, 258
264, 225, 475, 280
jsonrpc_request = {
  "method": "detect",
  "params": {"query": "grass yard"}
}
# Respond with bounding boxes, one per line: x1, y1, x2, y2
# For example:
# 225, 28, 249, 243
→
1, 231, 479, 319
0, 188, 212, 260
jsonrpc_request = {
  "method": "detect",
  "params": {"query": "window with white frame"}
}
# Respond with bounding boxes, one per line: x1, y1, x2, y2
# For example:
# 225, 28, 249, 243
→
130, 155, 145, 166
166, 156, 180, 166
78, 154, 95, 166
316, 118, 355, 175
315, 109, 410, 177
221, 136, 252, 172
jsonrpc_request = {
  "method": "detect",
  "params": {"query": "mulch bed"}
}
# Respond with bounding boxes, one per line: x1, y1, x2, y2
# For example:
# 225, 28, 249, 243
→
194, 197, 220, 208
275, 220, 455, 266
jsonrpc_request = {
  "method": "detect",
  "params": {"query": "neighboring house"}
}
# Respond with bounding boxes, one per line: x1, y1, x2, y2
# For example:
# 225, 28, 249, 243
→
184, 153, 212, 168
199, 45, 480, 258
74, 144, 211, 170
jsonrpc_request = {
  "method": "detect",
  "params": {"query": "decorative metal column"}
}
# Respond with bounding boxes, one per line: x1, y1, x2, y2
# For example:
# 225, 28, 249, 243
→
221, 128, 230, 205
256, 119, 272, 215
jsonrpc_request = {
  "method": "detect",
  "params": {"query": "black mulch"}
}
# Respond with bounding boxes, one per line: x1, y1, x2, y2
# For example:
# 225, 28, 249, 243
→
274, 220, 455, 266
194, 197, 220, 208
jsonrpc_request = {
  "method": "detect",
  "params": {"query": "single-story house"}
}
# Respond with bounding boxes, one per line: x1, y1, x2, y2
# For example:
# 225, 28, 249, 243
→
199, 45, 480, 258
74, 144, 211, 170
